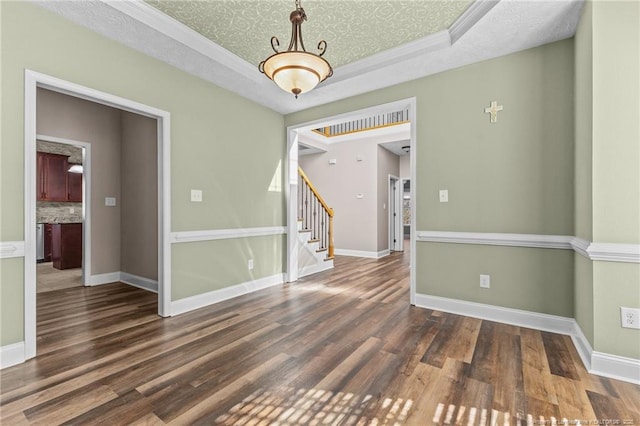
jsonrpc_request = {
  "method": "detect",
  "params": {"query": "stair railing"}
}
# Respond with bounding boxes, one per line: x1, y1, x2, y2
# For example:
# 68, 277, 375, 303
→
298, 167, 334, 259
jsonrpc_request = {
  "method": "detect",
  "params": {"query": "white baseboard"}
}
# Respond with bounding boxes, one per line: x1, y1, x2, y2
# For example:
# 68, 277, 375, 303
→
0, 341, 25, 369
334, 248, 390, 259
591, 352, 640, 385
570, 321, 593, 372
85, 272, 121, 286
85, 271, 158, 293
120, 272, 158, 293
414, 293, 575, 335
415, 293, 640, 385
171, 273, 285, 316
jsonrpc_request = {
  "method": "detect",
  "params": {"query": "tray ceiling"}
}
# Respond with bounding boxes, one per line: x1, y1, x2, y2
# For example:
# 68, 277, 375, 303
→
34, 0, 584, 114
145, 0, 473, 69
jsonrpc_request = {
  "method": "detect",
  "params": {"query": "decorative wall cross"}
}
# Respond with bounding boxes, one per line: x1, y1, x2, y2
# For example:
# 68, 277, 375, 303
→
484, 101, 503, 123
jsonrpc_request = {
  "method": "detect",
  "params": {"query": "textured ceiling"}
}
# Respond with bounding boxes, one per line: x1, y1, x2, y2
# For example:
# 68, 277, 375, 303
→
145, 0, 473, 68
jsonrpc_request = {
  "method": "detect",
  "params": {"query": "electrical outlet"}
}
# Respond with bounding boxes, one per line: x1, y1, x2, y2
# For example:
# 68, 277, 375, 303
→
480, 274, 490, 289
191, 189, 203, 202
620, 307, 640, 329
439, 190, 449, 203
248, 259, 254, 270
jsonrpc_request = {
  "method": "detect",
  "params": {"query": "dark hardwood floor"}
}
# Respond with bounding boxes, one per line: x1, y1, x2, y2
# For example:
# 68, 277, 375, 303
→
1, 248, 639, 425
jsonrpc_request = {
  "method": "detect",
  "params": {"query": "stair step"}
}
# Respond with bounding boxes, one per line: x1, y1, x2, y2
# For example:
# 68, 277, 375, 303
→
324, 256, 335, 261
299, 229, 312, 233
316, 248, 327, 253
308, 239, 320, 243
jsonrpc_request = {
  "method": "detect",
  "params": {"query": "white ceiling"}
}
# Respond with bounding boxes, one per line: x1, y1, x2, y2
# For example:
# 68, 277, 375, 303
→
35, 0, 583, 115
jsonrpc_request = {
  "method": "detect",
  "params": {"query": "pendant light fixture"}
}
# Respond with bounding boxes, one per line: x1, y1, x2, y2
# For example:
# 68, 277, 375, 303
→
259, 0, 333, 98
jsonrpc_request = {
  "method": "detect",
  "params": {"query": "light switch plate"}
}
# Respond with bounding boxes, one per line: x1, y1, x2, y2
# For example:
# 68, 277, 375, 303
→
439, 190, 449, 203
191, 189, 203, 202
480, 274, 490, 289
105, 197, 116, 207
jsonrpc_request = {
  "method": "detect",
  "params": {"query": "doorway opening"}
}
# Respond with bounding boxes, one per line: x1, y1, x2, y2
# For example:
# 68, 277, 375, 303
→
286, 98, 417, 305
24, 70, 172, 361
35, 136, 89, 294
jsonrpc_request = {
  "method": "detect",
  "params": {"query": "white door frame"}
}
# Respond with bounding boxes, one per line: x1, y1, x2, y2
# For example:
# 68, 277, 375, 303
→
388, 175, 403, 252
24, 70, 172, 360
286, 97, 417, 305
35, 135, 92, 285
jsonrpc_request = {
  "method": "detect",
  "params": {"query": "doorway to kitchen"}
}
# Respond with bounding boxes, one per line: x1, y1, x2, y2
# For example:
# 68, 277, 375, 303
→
24, 70, 172, 361
35, 135, 89, 294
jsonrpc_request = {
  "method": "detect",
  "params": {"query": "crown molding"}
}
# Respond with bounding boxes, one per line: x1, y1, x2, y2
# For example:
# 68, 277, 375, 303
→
33, 0, 583, 114
449, 0, 500, 44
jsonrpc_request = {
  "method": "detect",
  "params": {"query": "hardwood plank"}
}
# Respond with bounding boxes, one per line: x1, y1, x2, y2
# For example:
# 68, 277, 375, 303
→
541, 332, 580, 380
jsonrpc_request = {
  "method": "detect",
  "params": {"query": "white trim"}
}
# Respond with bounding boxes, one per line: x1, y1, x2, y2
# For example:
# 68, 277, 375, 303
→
415, 293, 640, 385
171, 273, 285, 316
24, 70, 171, 361
170, 226, 287, 244
120, 272, 158, 293
417, 231, 640, 264
587, 242, 640, 263
414, 293, 576, 335
449, 0, 500, 44
591, 352, 640, 385
85, 272, 121, 286
0, 342, 25, 369
0, 241, 25, 259
570, 320, 593, 372
24, 70, 37, 360
334, 249, 390, 259
570, 237, 591, 259
416, 231, 574, 250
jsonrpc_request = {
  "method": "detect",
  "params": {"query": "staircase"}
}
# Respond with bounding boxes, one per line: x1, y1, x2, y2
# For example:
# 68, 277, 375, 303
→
298, 167, 334, 277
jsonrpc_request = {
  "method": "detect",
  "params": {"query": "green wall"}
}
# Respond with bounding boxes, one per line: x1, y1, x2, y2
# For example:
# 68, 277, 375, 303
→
419, 243, 574, 317
0, 2, 285, 346
589, 0, 640, 359
287, 39, 576, 318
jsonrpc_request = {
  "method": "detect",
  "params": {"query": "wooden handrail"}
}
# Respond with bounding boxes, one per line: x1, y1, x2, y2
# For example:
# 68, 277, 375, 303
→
298, 167, 334, 217
298, 166, 334, 258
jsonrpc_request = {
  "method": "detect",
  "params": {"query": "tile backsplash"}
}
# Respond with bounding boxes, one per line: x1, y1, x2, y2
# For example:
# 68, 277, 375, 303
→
37, 202, 83, 223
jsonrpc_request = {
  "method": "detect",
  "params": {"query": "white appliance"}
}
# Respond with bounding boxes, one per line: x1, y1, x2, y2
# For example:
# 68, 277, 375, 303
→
36, 223, 44, 262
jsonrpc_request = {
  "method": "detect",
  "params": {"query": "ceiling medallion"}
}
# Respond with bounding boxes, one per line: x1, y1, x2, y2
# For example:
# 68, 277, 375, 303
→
258, 0, 333, 98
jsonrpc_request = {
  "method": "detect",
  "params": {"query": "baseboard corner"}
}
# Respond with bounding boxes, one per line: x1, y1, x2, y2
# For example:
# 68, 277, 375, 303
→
0, 341, 25, 369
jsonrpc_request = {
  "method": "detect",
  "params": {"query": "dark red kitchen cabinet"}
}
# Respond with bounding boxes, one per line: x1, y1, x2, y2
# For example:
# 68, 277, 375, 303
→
67, 171, 83, 202
52, 223, 82, 270
37, 152, 69, 202
44, 223, 53, 262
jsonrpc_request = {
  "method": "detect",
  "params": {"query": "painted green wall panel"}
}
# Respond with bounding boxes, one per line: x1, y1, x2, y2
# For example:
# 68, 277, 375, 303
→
574, 253, 594, 346
592, 0, 640, 244
417, 242, 574, 318
171, 235, 284, 301
0, 258, 24, 346
574, 1, 593, 241
593, 262, 640, 359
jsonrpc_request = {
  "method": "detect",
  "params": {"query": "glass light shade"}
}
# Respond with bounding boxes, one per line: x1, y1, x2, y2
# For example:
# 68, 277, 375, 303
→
262, 51, 331, 96
68, 164, 83, 173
